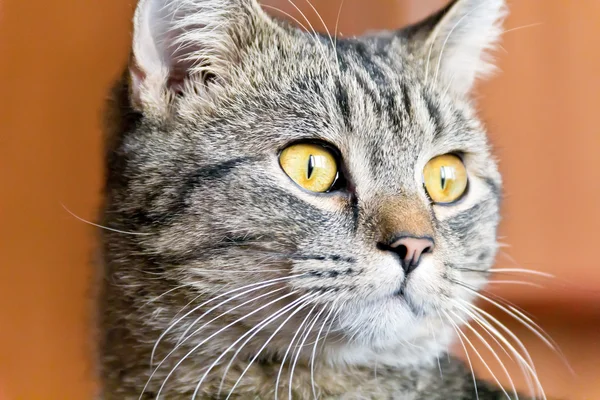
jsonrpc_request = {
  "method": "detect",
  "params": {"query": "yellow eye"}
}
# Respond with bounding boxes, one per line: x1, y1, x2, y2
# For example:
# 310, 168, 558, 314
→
423, 154, 468, 204
279, 143, 338, 193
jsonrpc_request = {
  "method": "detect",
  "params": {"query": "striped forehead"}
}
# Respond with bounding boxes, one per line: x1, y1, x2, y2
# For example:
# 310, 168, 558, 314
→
311, 38, 483, 188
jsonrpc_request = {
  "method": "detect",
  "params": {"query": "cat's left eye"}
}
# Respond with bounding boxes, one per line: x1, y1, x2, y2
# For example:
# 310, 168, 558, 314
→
279, 143, 338, 193
423, 154, 468, 204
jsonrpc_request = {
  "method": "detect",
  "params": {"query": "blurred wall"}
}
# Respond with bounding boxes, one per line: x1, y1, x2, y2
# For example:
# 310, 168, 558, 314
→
0, 0, 598, 399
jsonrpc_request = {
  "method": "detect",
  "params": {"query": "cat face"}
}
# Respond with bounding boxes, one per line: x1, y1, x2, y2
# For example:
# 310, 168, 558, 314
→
103, 0, 506, 368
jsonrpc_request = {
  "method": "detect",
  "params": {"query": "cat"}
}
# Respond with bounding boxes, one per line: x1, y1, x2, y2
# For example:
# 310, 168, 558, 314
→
98, 0, 541, 398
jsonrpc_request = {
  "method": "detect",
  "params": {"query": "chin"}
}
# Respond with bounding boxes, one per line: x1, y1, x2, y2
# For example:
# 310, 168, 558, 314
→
324, 293, 454, 369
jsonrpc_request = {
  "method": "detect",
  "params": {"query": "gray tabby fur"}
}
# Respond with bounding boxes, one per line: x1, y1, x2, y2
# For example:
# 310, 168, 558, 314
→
98, 0, 533, 398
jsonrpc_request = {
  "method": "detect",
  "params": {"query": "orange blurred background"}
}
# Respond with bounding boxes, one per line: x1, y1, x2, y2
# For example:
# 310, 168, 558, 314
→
1, 0, 598, 398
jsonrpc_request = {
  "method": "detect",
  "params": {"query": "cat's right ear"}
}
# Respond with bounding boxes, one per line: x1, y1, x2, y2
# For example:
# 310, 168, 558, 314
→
129, 0, 270, 113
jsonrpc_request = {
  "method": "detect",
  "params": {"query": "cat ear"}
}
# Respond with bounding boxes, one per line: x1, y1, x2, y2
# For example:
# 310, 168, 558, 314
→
405, 0, 507, 95
129, 0, 269, 111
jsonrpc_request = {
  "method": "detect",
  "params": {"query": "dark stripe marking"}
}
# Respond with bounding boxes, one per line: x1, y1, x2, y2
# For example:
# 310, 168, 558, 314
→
173, 156, 251, 211
335, 80, 352, 130
291, 254, 356, 263
424, 94, 444, 139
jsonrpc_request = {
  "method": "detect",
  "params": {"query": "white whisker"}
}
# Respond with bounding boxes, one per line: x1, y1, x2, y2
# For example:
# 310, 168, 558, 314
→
427, 316, 443, 378
222, 294, 318, 399
433, 3, 488, 85
443, 310, 511, 400
61, 203, 151, 236
153, 290, 299, 400
501, 22, 542, 36
177, 286, 288, 349
283, 0, 335, 78
262, 5, 311, 34
486, 280, 544, 289
457, 300, 544, 399
465, 287, 557, 352
311, 302, 336, 399
289, 302, 327, 400
437, 307, 479, 400
275, 295, 320, 400
333, 0, 345, 55
488, 268, 555, 279
143, 283, 193, 306
173, 277, 299, 348
450, 310, 519, 399
302, 0, 340, 74
195, 293, 312, 398
150, 275, 302, 367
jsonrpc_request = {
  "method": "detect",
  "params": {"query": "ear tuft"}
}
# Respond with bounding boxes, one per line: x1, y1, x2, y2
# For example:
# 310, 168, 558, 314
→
129, 0, 268, 112
408, 0, 508, 95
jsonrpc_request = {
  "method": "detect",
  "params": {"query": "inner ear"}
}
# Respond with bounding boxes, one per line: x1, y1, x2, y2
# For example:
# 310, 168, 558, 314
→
402, 0, 508, 96
129, 0, 272, 111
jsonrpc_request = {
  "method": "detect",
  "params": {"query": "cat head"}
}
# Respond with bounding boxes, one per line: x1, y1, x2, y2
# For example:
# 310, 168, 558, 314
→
103, 0, 506, 370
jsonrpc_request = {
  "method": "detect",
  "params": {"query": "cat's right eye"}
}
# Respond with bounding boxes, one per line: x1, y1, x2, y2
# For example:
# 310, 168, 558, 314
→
279, 143, 338, 193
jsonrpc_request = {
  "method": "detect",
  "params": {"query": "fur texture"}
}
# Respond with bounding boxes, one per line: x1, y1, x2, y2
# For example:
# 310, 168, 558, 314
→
98, 0, 527, 398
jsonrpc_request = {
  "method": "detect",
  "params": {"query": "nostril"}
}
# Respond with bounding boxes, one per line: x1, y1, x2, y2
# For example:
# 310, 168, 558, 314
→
422, 246, 432, 254
396, 244, 408, 260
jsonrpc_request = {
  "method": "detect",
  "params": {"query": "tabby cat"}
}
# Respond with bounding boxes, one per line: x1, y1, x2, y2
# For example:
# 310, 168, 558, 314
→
99, 0, 539, 398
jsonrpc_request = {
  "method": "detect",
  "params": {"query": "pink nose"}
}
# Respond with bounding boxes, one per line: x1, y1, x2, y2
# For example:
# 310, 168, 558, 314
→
388, 236, 435, 274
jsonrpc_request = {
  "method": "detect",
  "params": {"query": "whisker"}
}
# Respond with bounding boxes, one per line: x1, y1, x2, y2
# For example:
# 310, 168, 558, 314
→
197, 293, 313, 399
143, 283, 193, 306
227, 294, 319, 399
188, 268, 290, 273
427, 316, 444, 378
455, 281, 557, 351
170, 292, 206, 324
333, 0, 346, 50
489, 268, 553, 278
441, 73, 456, 98
433, 2, 490, 85
486, 280, 544, 289
275, 295, 321, 400
60, 203, 151, 236
501, 22, 542, 36
455, 280, 573, 376
457, 300, 544, 399
289, 302, 328, 400
506, 304, 574, 375
311, 302, 337, 399
302, 0, 340, 74
453, 303, 514, 363
262, 5, 311, 33
423, 2, 444, 84
450, 309, 519, 399
221, 294, 318, 399
150, 274, 302, 366
153, 290, 300, 400
172, 278, 292, 347
283, 0, 335, 78
318, 301, 344, 354
437, 307, 479, 400
177, 286, 288, 348
443, 310, 512, 400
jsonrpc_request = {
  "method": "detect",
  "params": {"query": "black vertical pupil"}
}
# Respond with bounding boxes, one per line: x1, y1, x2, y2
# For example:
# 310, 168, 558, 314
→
440, 165, 447, 190
307, 154, 315, 179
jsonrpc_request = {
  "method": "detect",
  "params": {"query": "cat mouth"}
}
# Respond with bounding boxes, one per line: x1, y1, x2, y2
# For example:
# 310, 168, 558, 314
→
394, 285, 406, 297
393, 280, 421, 314
393, 277, 408, 297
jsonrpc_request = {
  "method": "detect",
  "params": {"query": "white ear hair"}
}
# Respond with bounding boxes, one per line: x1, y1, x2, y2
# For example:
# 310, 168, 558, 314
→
423, 0, 507, 95
129, 0, 266, 111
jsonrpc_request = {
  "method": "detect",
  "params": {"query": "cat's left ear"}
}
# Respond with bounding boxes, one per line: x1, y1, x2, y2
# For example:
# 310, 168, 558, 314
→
404, 0, 507, 95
